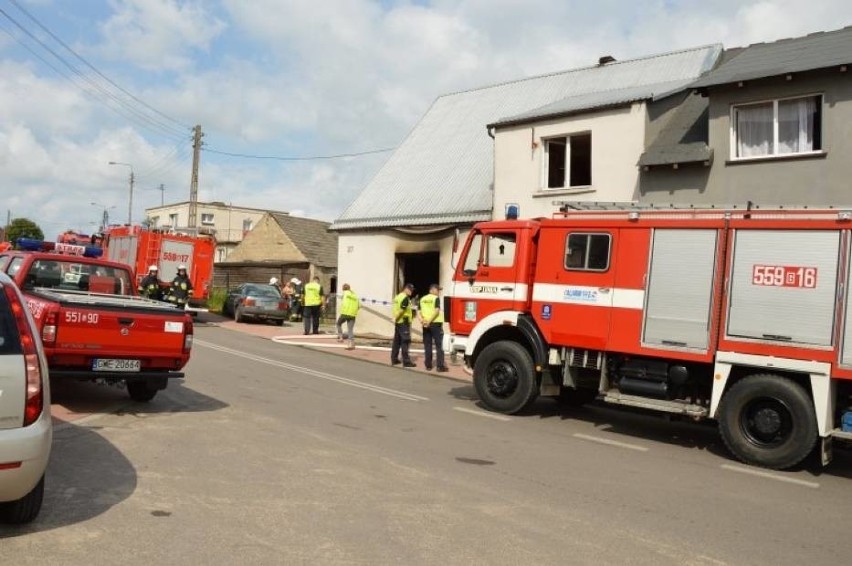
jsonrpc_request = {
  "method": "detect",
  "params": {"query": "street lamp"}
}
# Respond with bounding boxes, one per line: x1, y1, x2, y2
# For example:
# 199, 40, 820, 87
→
108, 161, 135, 224
91, 202, 116, 231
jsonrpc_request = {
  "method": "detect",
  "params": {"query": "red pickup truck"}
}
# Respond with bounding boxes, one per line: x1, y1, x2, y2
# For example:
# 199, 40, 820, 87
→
0, 243, 193, 402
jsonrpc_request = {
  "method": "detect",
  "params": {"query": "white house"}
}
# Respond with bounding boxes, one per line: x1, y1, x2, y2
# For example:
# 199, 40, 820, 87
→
332, 45, 721, 337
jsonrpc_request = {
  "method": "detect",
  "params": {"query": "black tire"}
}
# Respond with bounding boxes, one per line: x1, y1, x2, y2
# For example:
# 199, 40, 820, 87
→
0, 475, 44, 524
127, 380, 158, 402
473, 341, 538, 414
274, 319, 285, 326
718, 374, 817, 470
558, 387, 599, 407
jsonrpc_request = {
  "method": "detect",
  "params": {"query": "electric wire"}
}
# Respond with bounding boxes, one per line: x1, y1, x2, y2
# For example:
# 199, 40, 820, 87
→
8, 0, 191, 134
201, 145, 396, 161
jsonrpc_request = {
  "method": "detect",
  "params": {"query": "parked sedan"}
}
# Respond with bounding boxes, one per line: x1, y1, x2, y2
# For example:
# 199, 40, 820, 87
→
223, 284, 289, 325
0, 271, 52, 524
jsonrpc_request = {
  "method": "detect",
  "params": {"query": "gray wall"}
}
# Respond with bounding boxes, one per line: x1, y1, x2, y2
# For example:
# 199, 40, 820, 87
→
640, 69, 852, 205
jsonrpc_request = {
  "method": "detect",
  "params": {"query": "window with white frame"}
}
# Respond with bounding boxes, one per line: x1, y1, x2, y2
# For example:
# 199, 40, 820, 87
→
168, 213, 178, 227
201, 213, 215, 225
242, 218, 253, 232
732, 95, 822, 159
150, 216, 159, 227
543, 133, 592, 189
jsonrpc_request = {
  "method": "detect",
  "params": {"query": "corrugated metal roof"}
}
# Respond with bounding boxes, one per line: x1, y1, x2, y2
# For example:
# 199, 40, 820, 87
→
332, 44, 722, 231
691, 26, 852, 89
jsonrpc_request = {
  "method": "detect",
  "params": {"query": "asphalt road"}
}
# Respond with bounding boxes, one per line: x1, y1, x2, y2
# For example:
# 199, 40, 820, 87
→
2, 322, 851, 565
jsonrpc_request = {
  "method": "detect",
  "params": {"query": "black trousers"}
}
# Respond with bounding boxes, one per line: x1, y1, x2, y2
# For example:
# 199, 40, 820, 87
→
391, 322, 412, 363
303, 305, 321, 334
422, 323, 446, 369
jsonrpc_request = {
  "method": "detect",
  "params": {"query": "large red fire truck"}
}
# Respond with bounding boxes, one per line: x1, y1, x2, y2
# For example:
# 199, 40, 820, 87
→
101, 225, 216, 310
448, 205, 852, 470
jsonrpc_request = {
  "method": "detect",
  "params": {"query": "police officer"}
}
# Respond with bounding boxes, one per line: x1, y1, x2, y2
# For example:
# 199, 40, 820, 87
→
302, 276, 325, 335
138, 265, 161, 300
168, 264, 194, 308
419, 283, 448, 372
391, 283, 416, 367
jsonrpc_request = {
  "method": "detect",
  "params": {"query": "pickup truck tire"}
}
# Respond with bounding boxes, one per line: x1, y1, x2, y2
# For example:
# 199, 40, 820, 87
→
473, 341, 538, 415
0, 475, 44, 524
127, 380, 158, 402
718, 374, 817, 470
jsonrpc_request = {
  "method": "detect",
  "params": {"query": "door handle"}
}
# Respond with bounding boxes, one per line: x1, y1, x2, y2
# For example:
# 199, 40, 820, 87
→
501, 287, 514, 292
598, 287, 611, 294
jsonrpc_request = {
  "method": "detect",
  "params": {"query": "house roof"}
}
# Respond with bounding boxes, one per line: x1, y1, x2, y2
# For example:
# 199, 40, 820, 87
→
691, 26, 852, 89
638, 93, 713, 167
272, 213, 338, 268
331, 44, 722, 231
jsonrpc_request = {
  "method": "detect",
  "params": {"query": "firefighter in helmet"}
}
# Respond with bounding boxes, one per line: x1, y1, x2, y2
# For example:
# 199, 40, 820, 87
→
138, 265, 162, 300
167, 264, 194, 308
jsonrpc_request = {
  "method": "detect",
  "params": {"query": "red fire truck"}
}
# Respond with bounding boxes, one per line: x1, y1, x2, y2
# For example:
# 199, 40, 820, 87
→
448, 205, 852, 470
101, 226, 216, 310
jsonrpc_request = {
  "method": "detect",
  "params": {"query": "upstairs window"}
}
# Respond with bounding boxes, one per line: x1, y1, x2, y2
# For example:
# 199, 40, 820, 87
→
242, 218, 253, 232
733, 95, 822, 159
544, 133, 592, 189
201, 213, 215, 225
168, 213, 178, 227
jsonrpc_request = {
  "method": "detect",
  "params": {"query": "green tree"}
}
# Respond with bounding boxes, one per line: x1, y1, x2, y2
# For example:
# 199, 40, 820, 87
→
6, 217, 45, 243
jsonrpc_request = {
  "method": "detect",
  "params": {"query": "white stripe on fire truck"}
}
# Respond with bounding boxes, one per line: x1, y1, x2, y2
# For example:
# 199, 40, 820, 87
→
532, 283, 644, 310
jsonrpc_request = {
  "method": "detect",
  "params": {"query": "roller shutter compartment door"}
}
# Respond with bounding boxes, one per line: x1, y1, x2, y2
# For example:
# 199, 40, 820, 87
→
727, 230, 839, 346
840, 241, 852, 365
643, 229, 718, 350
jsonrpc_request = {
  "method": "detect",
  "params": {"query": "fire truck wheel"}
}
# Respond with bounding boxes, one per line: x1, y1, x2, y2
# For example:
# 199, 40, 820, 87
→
718, 374, 817, 470
473, 341, 538, 414
127, 380, 158, 402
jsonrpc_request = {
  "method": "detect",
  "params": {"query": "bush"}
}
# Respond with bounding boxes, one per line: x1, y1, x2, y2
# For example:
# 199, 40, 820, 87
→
207, 287, 228, 314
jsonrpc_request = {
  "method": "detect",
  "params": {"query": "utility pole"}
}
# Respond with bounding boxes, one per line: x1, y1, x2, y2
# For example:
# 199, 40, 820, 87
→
188, 124, 203, 229
156, 183, 165, 206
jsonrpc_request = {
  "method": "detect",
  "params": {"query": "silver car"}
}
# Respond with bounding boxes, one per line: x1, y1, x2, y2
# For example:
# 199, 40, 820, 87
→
0, 271, 52, 524
223, 283, 289, 325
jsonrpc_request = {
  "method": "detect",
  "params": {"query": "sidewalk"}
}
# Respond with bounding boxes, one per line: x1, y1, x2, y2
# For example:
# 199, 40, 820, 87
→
201, 313, 472, 383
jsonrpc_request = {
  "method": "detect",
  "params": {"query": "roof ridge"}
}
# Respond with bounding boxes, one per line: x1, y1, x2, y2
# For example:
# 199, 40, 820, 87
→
437, 43, 723, 99
729, 24, 852, 51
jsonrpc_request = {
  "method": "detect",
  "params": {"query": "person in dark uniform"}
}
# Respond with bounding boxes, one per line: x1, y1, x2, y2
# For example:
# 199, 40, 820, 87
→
138, 265, 162, 300
167, 264, 194, 309
419, 283, 448, 372
391, 283, 416, 367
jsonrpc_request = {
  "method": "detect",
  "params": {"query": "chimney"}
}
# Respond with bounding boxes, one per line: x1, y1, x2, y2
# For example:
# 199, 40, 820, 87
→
598, 55, 616, 65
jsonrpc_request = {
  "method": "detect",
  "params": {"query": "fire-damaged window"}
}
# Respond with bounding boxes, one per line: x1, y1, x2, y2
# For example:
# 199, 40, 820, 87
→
565, 233, 611, 271
544, 133, 592, 189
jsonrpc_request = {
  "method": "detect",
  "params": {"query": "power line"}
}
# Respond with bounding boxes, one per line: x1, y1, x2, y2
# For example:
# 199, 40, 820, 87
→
8, 0, 191, 133
201, 145, 396, 161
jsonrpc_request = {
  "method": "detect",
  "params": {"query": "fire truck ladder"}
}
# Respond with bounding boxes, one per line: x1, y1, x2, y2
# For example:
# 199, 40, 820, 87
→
145, 231, 163, 272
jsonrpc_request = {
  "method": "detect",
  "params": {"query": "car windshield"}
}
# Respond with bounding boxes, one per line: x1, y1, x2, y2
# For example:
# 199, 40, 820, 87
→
23, 259, 133, 296
246, 285, 281, 298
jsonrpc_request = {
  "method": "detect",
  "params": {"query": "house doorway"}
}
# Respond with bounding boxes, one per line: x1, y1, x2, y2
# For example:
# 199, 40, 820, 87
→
395, 252, 440, 300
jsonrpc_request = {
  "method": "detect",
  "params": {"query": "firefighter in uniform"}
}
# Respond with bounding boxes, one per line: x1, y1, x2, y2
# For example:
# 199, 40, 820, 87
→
336, 283, 360, 350
419, 283, 448, 372
302, 276, 325, 335
138, 265, 162, 300
168, 264, 194, 308
391, 283, 416, 367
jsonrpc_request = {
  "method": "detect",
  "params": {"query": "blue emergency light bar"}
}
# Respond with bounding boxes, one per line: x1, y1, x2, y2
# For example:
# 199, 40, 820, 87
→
16, 238, 103, 258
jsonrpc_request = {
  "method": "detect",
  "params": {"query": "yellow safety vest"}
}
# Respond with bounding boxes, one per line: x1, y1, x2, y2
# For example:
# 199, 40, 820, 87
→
340, 289, 360, 317
419, 294, 443, 324
393, 292, 413, 323
304, 281, 322, 306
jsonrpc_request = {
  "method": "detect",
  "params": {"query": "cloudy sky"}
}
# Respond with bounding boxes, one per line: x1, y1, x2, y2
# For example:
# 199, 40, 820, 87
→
1, 0, 850, 237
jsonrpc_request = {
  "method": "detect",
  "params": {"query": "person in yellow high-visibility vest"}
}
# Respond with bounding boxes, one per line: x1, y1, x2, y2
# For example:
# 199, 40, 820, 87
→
419, 283, 448, 372
336, 283, 360, 350
391, 283, 416, 367
302, 276, 325, 335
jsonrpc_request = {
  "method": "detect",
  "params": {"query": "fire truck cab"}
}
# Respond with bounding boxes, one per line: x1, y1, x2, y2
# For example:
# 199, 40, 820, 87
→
448, 205, 852, 470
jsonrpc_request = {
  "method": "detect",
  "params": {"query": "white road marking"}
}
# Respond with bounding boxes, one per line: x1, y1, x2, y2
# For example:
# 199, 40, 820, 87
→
720, 464, 820, 488
453, 407, 512, 421
573, 433, 649, 452
196, 340, 429, 402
